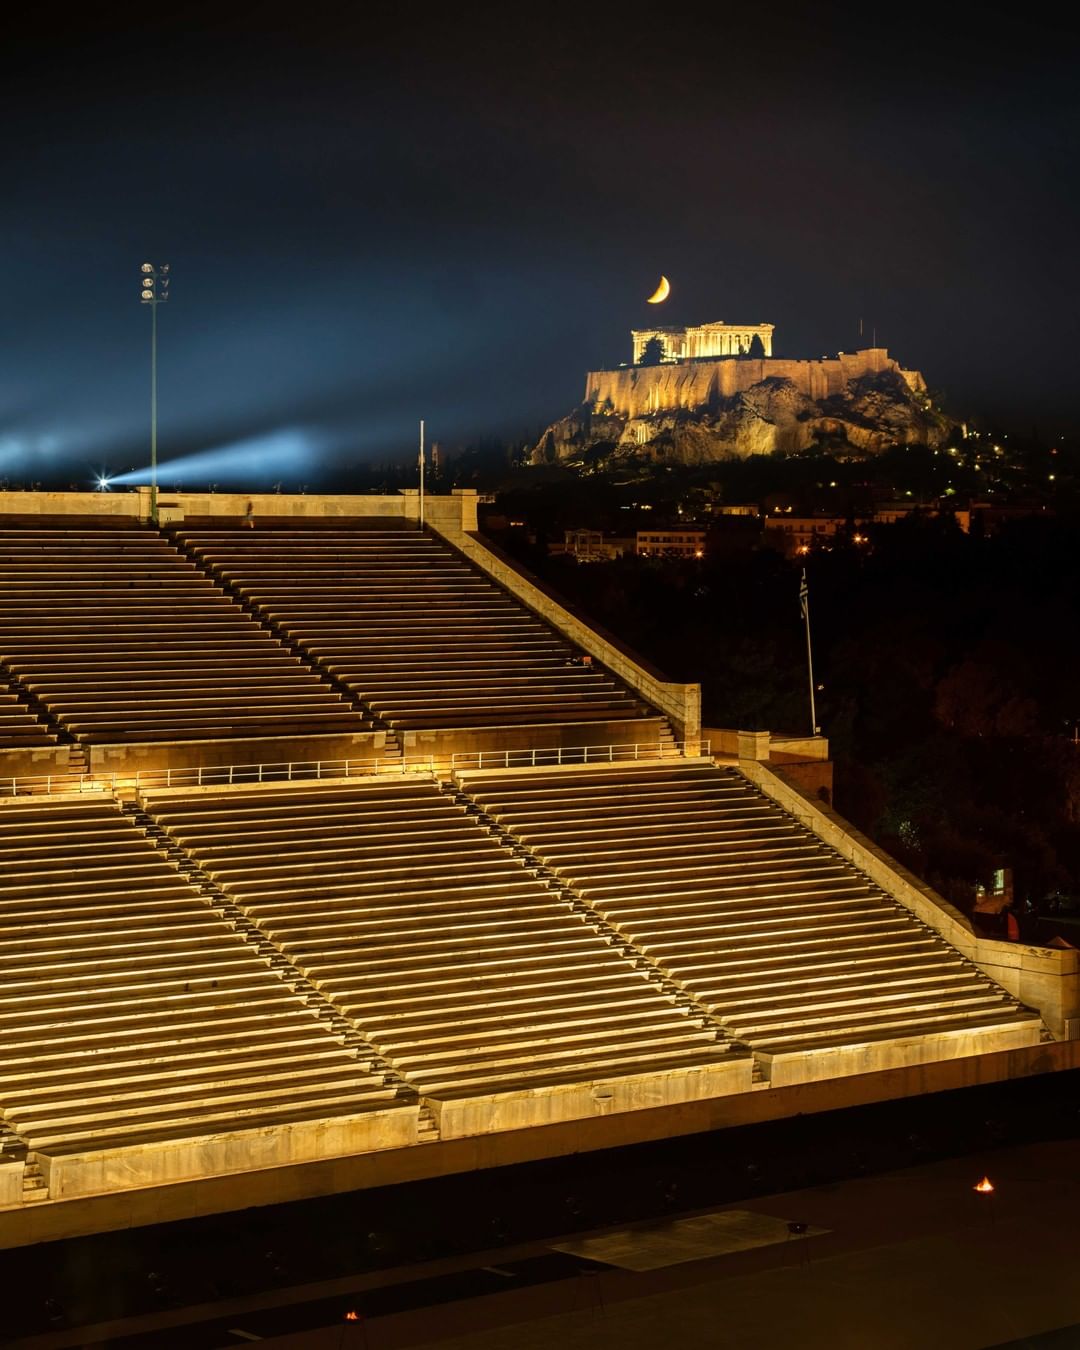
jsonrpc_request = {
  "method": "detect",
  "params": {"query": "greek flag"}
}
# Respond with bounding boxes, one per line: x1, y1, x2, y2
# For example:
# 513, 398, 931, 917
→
799, 568, 809, 621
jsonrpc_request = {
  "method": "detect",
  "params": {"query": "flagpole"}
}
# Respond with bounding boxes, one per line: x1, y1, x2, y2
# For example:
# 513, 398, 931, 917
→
800, 567, 819, 735
418, 419, 425, 529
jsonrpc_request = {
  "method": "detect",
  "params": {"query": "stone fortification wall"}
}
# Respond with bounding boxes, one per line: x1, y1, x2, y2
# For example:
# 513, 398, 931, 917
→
587, 348, 925, 420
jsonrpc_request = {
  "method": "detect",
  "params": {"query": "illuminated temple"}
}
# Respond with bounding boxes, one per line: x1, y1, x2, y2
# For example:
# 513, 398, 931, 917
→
631, 319, 775, 363
0, 487, 1075, 1246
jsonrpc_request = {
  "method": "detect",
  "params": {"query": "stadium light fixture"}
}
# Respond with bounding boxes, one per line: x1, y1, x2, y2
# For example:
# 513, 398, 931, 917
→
96, 474, 112, 492
139, 261, 171, 524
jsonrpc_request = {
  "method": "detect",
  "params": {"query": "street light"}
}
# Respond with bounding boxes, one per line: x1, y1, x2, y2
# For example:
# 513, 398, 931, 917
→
139, 262, 170, 523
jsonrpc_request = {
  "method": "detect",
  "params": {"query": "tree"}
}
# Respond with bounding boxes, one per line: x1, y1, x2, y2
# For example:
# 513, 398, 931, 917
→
748, 333, 767, 358
934, 659, 1038, 739
640, 337, 665, 366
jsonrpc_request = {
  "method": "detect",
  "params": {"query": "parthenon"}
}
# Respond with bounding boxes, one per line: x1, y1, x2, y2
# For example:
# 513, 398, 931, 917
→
632, 320, 775, 363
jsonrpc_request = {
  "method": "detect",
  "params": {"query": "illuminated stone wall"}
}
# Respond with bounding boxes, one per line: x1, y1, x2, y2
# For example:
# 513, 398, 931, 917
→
0, 488, 479, 532
588, 348, 926, 420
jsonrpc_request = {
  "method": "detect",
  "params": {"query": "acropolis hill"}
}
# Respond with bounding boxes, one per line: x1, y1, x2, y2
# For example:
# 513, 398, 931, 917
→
533, 321, 952, 464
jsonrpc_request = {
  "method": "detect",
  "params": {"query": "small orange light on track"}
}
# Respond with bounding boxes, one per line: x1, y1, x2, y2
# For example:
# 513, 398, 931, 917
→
974, 1176, 995, 1194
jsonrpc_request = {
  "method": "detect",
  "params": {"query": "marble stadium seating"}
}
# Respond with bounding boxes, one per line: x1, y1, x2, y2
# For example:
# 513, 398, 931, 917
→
0, 526, 374, 747
459, 761, 1043, 1082
176, 524, 669, 743
0, 794, 416, 1197
139, 777, 750, 1133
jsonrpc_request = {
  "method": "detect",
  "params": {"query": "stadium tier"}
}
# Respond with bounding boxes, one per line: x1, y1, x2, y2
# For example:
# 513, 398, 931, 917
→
0, 494, 1064, 1227
176, 525, 668, 740
459, 761, 1043, 1082
0, 794, 416, 1199
0, 526, 375, 748
139, 777, 750, 1133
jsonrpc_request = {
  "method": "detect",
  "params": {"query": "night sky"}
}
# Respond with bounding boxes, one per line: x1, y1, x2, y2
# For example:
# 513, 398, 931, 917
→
3, 8, 1077, 487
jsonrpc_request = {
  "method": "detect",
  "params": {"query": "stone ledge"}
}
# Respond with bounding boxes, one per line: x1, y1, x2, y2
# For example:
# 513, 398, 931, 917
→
36, 1105, 419, 1201
0, 746, 73, 781
426, 1056, 752, 1138
0, 1161, 21, 1208
758, 1020, 1044, 1088
88, 730, 388, 777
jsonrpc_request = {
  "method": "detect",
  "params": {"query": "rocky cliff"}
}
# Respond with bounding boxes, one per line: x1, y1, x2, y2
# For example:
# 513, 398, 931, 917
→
532, 352, 952, 465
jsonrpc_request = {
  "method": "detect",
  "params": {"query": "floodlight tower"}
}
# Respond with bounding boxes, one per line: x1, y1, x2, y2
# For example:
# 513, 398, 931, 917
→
139, 262, 170, 523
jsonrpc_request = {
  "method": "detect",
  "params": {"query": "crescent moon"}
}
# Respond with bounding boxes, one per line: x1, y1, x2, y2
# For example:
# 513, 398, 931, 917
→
646, 276, 671, 304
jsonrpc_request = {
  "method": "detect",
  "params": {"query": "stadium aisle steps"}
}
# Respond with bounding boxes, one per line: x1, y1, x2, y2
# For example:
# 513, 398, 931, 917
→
0, 667, 56, 749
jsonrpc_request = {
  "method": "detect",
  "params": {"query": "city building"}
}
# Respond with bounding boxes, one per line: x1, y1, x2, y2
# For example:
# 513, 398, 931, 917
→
763, 501, 981, 557
560, 528, 634, 561
636, 528, 707, 557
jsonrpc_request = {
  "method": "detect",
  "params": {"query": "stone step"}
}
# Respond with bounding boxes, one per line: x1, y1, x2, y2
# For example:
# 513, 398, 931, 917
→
21, 1160, 48, 1203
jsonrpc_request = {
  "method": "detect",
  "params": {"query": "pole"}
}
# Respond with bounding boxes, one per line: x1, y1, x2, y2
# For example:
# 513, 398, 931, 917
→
150, 296, 158, 525
418, 418, 425, 529
800, 568, 818, 736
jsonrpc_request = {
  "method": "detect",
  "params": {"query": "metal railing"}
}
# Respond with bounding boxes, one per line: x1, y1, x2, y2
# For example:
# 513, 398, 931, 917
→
0, 754, 438, 799
0, 740, 709, 799
450, 740, 708, 774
